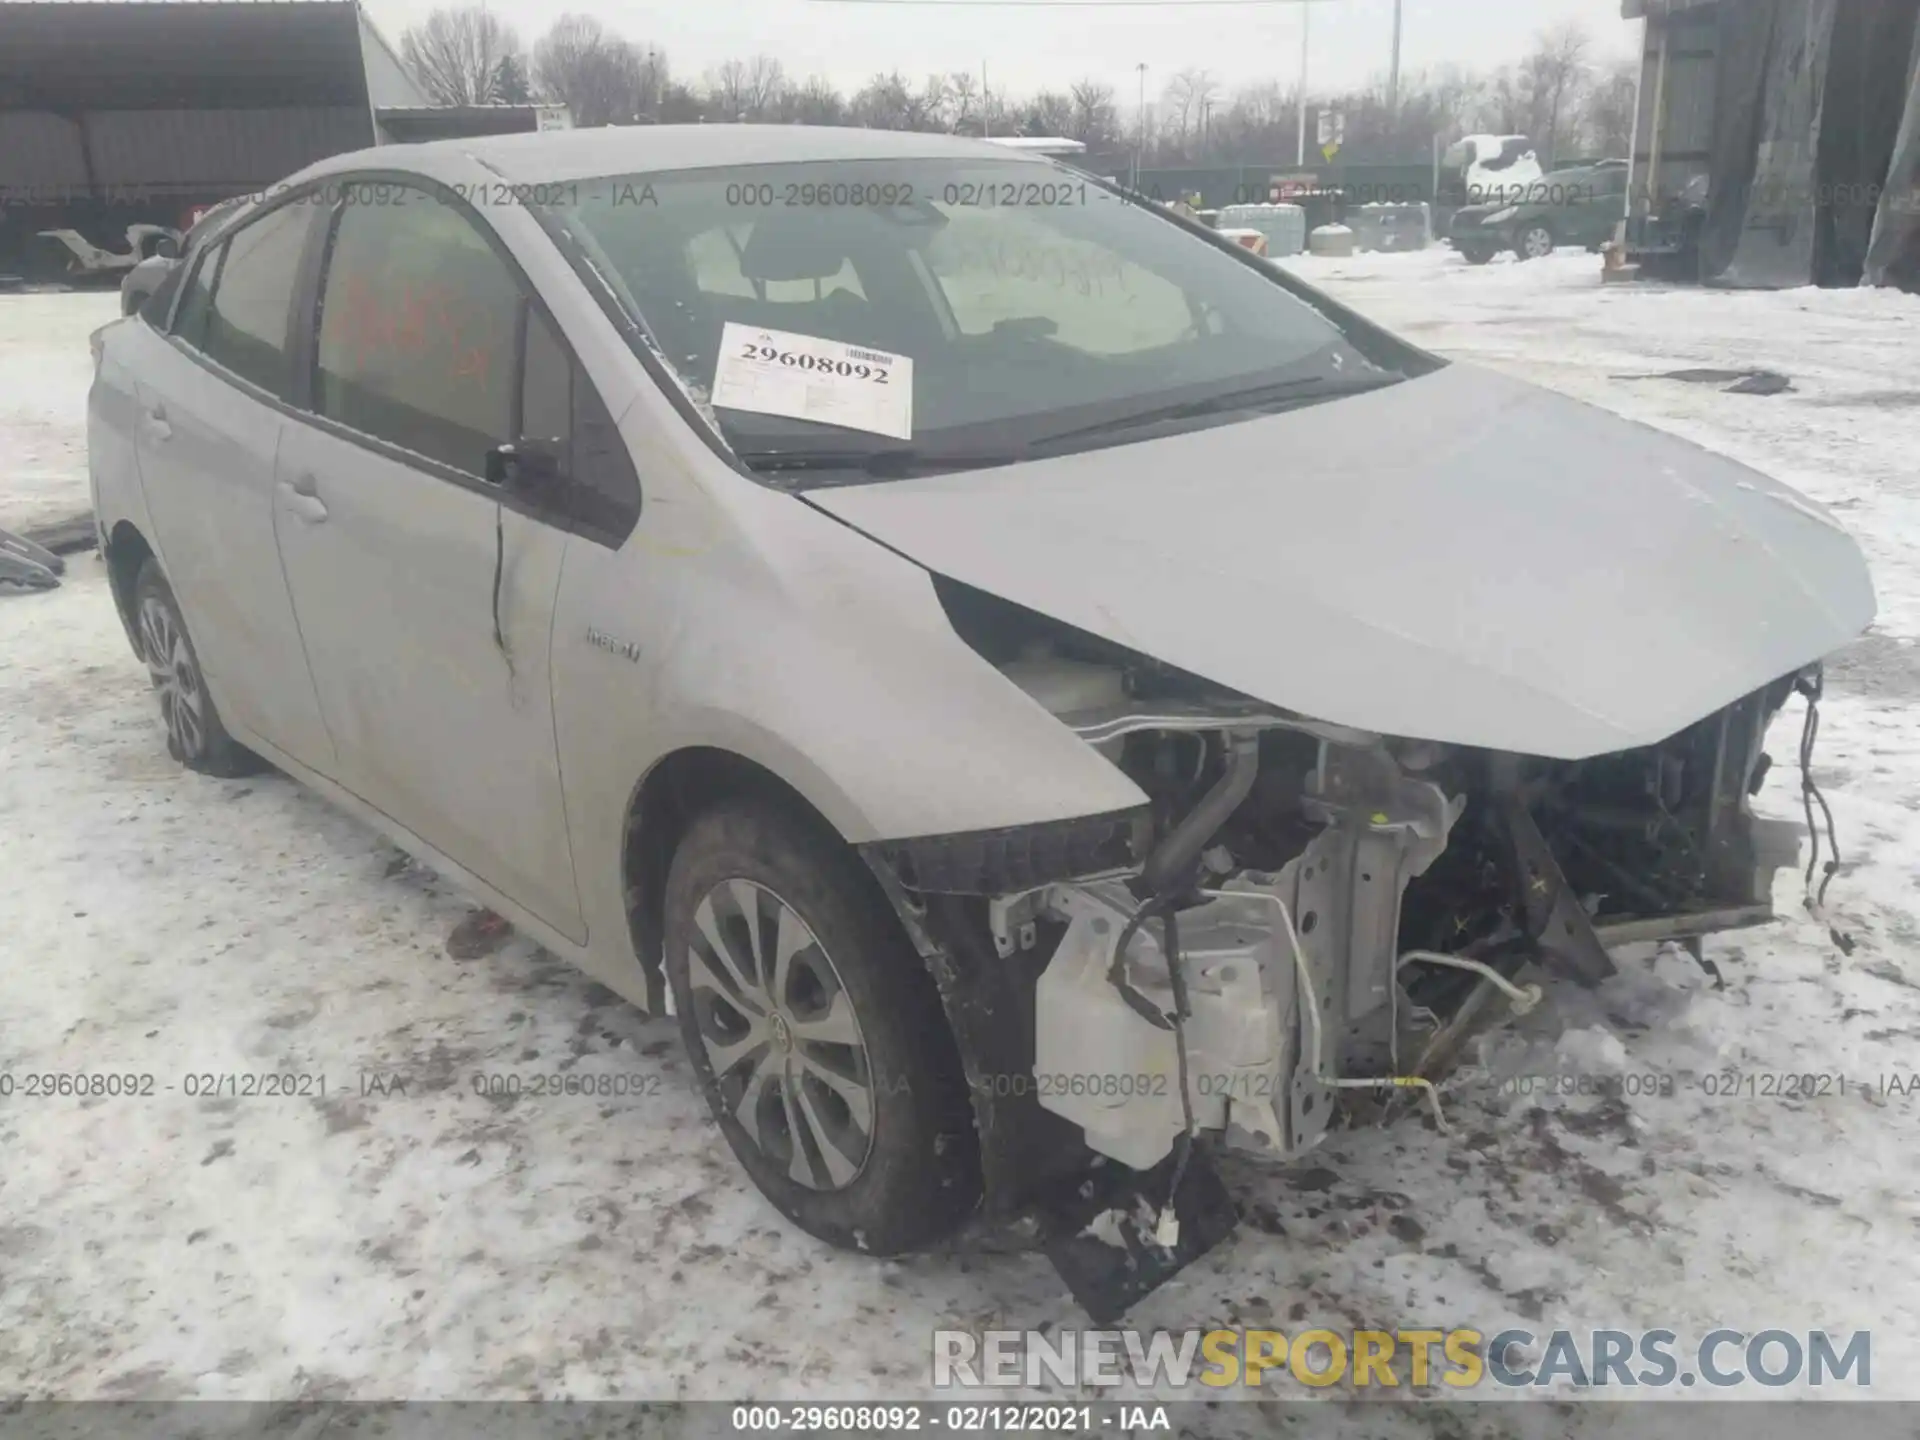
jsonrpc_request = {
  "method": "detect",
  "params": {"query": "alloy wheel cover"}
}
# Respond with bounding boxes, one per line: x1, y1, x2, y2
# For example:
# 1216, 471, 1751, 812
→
687, 879, 876, 1190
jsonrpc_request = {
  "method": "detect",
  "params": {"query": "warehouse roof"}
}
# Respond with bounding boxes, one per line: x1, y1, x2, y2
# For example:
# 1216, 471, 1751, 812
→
1621, 0, 1722, 17
0, 1, 376, 110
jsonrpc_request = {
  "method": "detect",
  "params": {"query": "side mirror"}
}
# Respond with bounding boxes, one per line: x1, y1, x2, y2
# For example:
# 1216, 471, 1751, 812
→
121, 255, 177, 317
485, 437, 565, 498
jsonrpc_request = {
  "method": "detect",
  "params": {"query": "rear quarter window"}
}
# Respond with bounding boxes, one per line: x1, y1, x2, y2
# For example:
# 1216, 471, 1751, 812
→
171, 244, 221, 351
139, 260, 189, 328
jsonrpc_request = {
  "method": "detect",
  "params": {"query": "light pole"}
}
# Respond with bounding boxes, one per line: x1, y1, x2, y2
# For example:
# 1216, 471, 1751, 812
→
1295, 0, 1310, 167
1134, 62, 1147, 190
1388, 0, 1403, 114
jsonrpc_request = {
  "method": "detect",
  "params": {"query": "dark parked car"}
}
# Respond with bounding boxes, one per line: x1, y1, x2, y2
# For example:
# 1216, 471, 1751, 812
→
1449, 161, 1628, 263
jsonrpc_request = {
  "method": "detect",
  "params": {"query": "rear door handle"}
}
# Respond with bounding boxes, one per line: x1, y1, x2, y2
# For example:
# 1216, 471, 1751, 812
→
277, 478, 328, 524
142, 404, 171, 442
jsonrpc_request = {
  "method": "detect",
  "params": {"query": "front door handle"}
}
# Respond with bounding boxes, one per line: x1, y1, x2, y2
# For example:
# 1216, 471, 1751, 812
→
277, 478, 328, 524
142, 404, 171, 443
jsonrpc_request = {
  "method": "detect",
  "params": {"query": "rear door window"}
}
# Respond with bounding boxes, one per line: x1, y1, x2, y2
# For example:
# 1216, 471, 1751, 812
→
196, 201, 315, 398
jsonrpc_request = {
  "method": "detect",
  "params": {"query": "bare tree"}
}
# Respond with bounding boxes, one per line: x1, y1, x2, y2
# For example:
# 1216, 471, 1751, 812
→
409, 8, 1628, 179
982, 87, 1015, 139
1578, 55, 1638, 157
533, 15, 664, 126
946, 71, 982, 134
786, 74, 847, 126
1207, 80, 1293, 163
708, 60, 751, 120
847, 71, 949, 131
1479, 67, 1533, 137
658, 79, 703, 123
1068, 79, 1119, 150
745, 56, 789, 119
905, 74, 951, 131
534, 16, 646, 125
851, 72, 913, 129
709, 56, 787, 121
401, 7, 526, 106
1162, 68, 1219, 149
1525, 21, 1593, 166
1020, 90, 1075, 138
1425, 66, 1487, 142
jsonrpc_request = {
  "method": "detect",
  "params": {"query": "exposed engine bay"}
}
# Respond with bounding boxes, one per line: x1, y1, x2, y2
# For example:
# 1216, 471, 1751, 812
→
863, 579, 1825, 1318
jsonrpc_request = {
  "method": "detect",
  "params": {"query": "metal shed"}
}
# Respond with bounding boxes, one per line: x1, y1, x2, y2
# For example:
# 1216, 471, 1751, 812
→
1624, 0, 1920, 288
0, 1, 563, 278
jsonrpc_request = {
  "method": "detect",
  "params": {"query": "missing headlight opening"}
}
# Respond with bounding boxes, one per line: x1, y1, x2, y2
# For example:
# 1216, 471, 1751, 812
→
863, 580, 1820, 1321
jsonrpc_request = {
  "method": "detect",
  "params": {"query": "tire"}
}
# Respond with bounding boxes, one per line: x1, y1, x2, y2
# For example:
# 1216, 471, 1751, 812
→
1515, 223, 1555, 261
1459, 245, 1496, 266
131, 559, 264, 777
663, 799, 981, 1255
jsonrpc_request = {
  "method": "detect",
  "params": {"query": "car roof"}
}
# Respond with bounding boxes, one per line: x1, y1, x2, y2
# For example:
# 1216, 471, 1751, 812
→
301, 124, 1054, 187
188, 195, 258, 247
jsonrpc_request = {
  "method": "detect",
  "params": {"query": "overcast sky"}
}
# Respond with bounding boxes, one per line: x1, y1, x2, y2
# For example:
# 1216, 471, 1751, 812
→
363, 0, 1638, 106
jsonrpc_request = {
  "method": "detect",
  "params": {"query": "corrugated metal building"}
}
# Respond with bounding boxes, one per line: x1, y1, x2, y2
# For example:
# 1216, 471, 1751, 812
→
1625, 0, 1920, 289
0, 0, 565, 274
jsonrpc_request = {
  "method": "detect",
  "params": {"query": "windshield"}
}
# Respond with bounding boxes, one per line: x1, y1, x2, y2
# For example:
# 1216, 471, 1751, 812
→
536, 157, 1427, 477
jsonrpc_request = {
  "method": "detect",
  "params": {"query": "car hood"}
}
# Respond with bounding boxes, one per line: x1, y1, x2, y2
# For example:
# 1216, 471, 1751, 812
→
804, 364, 1876, 760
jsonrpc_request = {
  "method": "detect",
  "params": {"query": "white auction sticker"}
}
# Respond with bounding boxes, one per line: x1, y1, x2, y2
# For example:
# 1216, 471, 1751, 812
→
711, 323, 914, 440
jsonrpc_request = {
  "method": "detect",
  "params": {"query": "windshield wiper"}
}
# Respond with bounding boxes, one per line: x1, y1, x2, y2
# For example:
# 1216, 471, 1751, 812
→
1028, 373, 1400, 454
735, 447, 1022, 482
734, 374, 1401, 480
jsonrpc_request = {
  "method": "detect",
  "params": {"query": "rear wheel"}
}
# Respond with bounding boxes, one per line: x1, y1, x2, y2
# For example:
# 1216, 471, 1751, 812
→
132, 559, 263, 777
1515, 223, 1556, 260
1458, 244, 1496, 266
663, 799, 981, 1255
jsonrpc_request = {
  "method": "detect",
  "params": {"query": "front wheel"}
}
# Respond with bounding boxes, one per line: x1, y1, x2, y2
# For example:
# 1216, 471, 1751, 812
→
663, 800, 981, 1255
1458, 244, 1496, 266
1515, 223, 1555, 260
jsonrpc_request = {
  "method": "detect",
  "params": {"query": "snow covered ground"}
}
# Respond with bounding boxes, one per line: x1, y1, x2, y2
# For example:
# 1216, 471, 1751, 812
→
4, 253, 1919, 1428
0, 291, 116, 535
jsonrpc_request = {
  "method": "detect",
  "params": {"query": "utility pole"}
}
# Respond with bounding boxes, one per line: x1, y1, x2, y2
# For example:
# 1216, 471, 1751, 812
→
1295, 0, 1310, 167
1388, 0, 1403, 114
982, 60, 990, 137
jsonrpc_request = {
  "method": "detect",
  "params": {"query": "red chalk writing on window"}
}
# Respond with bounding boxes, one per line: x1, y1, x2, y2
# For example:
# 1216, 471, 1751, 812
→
316, 187, 522, 477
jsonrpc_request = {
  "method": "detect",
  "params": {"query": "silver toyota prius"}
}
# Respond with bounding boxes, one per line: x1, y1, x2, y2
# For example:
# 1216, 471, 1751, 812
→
88, 125, 1875, 1316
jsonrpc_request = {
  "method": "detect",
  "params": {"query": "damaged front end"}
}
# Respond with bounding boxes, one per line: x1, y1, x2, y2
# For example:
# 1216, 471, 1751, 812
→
862, 587, 1814, 1320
